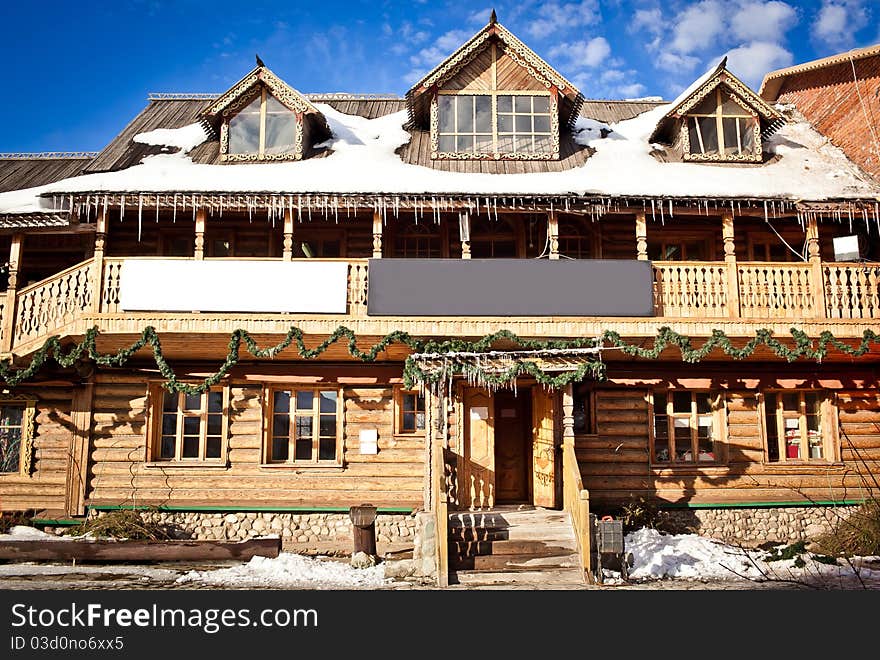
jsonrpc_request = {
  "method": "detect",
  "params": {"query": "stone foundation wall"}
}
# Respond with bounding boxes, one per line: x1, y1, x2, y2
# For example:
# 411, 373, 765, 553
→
660, 506, 856, 545
86, 510, 420, 548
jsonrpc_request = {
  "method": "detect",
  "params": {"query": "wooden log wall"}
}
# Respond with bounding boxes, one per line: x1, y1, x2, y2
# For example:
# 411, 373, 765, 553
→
577, 369, 880, 507
0, 385, 74, 513
86, 373, 424, 509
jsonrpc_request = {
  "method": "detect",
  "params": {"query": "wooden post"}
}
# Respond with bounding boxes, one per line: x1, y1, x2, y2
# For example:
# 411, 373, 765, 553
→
548, 210, 560, 259
194, 209, 206, 260
1, 233, 23, 353
722, 212, 740, 318
282, 209, 294, 261
562, 383, 575, 444
459, 212, 471, 259
92, 209, 107, 312
66, 382, 94, 516
807, 216, 826, 319
372, 210, 383, 259
635, 212, 648, 260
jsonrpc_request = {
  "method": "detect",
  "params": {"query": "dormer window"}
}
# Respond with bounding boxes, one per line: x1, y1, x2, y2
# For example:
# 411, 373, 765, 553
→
228, 90, 296, 158
684, 88, 759, 161
436, 93, 554, 157
204, 60, 331, 163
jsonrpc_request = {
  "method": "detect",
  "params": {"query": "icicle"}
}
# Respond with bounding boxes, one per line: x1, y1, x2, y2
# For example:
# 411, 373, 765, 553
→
137, 195, 143, 242
764, 200, 768, 224
650, 199, 656, 223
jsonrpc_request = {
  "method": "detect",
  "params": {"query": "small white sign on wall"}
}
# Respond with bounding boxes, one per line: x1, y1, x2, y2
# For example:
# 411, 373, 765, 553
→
359, 429, 378, 455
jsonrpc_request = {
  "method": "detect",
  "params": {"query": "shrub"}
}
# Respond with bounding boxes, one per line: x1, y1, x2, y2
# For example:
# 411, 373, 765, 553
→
813, 500, 880, 557
73, 508, 171, 541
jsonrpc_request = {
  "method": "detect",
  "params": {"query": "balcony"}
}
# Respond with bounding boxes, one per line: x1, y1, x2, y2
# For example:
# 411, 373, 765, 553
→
1, 256, 878, 357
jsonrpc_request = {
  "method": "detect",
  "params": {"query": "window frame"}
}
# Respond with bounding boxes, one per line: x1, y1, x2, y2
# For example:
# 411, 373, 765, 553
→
681, 86, 762, 163
394, 387, 427, 436
760, 390, 837, 464
647, 238, 714, 262
431, 90, 559, 161
263, 386, 344, 467
572, 384, 597, 436
649, 390, 727, 467
220, 86, 302, 163
0, 397, 36, 478
147, 385, 229, 465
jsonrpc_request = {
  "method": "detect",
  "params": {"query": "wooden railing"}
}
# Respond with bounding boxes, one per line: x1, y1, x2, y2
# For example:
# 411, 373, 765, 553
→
737, 262, 815, 319
653, 261, 729, 317
13, 260, 94, 345
824, 264, 880, 319
563, 440, 591, 582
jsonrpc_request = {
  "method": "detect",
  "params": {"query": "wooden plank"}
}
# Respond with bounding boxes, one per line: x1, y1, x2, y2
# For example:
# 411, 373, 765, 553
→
0, 537, 281, 562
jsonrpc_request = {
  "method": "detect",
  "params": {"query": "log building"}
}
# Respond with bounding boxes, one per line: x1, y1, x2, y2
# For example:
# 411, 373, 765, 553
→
1, 16, 880, 583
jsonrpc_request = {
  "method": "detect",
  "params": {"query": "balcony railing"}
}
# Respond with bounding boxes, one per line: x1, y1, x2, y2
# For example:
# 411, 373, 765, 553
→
1, 257, 878, 354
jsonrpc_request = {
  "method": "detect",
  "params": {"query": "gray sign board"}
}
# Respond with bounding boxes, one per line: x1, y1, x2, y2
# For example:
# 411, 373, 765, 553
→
367, 259, 655, 317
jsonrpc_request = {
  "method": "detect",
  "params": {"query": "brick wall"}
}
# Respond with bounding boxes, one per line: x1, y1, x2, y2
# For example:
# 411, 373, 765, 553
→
776, 55, 880, 181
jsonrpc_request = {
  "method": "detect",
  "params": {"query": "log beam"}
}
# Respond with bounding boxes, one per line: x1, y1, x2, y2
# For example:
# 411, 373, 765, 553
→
1, 233, 23, 353
194, 209, 206, 260
722, 212, 740, 319
635, 212, 648, 260
372, 210, 383, 259
548, 210, 560, 259
282, 209, 294, 261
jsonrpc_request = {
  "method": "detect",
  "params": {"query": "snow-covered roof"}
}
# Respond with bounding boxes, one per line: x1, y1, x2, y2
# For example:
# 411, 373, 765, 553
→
1, 98, 876, 220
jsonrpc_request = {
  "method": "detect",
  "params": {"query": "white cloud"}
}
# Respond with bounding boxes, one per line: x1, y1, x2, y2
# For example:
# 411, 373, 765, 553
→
618, 82, 648, 98
527, 1, 600, 39
812, 0, 869, 49
731, 2, 798, 42
671, 0, 726, 54
630, 7, 662, 35
548, 36, 611, 68
656, 51, 701, 73
723, 40, 794, 86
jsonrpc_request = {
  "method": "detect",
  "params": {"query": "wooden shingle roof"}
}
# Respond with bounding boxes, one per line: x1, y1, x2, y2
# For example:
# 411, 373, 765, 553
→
0, 153, 95, 192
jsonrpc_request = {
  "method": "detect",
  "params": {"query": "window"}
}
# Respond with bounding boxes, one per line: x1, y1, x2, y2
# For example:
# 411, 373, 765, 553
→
647, 239, 710, 261
470, 217, 519, 258
0, 402, 34, 475
684, 88, 759, 161
572, 384, 595, 434
763, 391, 831, 462
152, 387, 227, 462
396, 389, 426, 434
748, 239, 795, 262
558, 221, 593, 259
226, 87, 296, 159
394, 223, 441, 258
267, 388, 341, 464
435, 93, 555, 158
652, 391, 724, 464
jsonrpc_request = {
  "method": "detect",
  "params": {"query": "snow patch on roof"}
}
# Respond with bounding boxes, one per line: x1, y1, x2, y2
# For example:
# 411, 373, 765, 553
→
0, 100, 875, 209
133, 122, 209, 152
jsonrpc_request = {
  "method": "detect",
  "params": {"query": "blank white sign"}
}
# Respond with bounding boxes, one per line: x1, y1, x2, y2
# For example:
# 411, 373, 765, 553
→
118, 259, 349, 313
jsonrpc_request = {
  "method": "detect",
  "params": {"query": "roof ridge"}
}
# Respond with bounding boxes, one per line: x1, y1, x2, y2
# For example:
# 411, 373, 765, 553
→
148, 93, 221, 100
0, 152, 98, 159
306, 93, 403, 100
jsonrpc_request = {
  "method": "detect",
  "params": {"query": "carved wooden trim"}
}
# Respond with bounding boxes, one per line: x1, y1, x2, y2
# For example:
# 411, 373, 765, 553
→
0, 395, 37, 477
206, 66, 321, 117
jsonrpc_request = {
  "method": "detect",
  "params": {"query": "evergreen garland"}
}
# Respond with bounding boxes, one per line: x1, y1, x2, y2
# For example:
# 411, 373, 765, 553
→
0, 325, 877, 395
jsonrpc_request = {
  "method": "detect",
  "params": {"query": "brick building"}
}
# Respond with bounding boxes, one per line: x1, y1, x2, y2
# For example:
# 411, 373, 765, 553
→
761, 44, 880, 182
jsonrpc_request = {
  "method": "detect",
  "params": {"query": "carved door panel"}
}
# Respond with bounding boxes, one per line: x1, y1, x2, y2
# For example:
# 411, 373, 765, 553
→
531, 387, 557, 508
463, 389, 494, 509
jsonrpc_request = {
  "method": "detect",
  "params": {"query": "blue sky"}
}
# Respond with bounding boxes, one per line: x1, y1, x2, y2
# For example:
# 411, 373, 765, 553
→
1, 0, 877, 152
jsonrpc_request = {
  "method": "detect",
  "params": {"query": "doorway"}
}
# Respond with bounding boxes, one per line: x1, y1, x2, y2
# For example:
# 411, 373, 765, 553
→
493, 389, 531, 503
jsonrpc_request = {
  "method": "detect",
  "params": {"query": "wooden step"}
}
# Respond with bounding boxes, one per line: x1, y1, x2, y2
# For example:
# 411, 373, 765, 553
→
449, 539, 572, 560
453, 549, 579, 571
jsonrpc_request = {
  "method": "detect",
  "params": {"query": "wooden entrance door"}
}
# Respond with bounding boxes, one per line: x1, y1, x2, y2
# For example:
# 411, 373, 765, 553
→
494, 389, 530, 503
462, 388, 494, 509
531, 387, 557, 507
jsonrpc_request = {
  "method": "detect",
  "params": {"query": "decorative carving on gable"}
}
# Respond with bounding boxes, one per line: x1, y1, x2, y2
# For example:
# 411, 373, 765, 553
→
206, 67, 319, 117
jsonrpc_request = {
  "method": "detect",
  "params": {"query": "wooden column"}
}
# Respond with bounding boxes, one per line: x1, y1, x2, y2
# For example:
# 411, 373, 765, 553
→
548, 210, 560, 259
372, 211, 383, 258
1, 233, 23, 353
194, 209, 206, 260
92, 209, 107, 312
722, 212, 740, 318
66, 382, 94, 516
562, 383, 575, 446
282, 209, 294, 261
635, 212, 648, 260
459, 212, 471, 259
807, 216, 826, 319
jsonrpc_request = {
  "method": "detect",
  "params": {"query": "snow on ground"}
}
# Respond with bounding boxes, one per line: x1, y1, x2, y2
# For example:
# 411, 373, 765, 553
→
0, 525, 71, 541
175, 552, 388, 589
625, 527, 880, 585
133, 122, 209, 152
2, 93, 878, 216
0, 562, 180, 580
